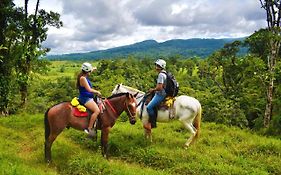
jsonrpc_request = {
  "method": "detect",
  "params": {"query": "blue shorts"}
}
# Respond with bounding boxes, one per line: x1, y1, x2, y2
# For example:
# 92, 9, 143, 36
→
78, 96, 93, 105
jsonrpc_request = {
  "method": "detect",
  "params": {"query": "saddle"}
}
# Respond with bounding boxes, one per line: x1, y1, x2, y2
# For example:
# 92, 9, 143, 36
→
144, 95, 175, 112
140, 95, 176, 128
70, 97, 104, 118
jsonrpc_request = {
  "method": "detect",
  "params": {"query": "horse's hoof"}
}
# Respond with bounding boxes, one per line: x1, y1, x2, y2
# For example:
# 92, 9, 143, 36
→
184, 144, 189, 149
45, 159, 51, 165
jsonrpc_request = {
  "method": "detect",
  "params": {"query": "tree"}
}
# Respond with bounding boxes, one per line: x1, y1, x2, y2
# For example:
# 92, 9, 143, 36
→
0, 0, 16, 115
203, 41, 244, 98
259, 0, 281, 127
0, 0, 62, 114
16, 0, 62, 106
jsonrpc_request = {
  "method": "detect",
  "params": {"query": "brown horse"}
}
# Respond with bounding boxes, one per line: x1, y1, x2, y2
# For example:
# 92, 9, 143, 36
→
44, 92, 137, 162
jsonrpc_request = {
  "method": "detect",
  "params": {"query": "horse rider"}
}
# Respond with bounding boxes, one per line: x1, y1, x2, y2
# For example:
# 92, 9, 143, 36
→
76, 62, 102, 137
145, 59, 167, 129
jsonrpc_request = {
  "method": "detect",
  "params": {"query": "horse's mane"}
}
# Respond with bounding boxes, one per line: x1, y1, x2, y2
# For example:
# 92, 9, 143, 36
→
107, 92, 129, 99
120, 85, 145, 94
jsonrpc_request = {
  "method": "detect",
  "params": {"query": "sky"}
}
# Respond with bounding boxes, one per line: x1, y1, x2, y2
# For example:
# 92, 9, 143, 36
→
14, 0, 267, 55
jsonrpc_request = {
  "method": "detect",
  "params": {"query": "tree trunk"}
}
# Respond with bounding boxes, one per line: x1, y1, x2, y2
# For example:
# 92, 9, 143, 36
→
264, 41, 279, 127
264, 77, 273, 127
19, 0, 40, 106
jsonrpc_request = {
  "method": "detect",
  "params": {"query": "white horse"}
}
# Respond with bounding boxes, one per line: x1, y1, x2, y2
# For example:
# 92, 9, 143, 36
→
112, 84, 202, 147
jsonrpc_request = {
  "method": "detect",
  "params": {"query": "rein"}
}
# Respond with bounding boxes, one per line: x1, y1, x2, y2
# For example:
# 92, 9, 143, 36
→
104, 99, 118, 115
104, 93, 135, 119
125, 98, 135, 118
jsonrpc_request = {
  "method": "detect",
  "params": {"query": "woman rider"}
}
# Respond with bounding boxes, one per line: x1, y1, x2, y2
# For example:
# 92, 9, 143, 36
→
77, 62, 101, 137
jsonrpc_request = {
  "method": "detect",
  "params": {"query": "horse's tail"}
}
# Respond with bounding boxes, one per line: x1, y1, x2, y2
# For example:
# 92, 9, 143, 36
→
44, 108, 51, 141
193, 104, 202, 139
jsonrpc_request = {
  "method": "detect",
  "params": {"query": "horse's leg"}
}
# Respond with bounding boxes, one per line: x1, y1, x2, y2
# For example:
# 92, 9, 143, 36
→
46, 128, 66, 162
101, 126, 111, 158
44, 112, 53, 163
143, 122, 152, 142
45, 134, 56, 163
182, 121, 197, 148
44, 141, 51, 163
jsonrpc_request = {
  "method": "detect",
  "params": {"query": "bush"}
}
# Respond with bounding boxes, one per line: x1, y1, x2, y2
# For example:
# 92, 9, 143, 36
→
201, 89, 248, 128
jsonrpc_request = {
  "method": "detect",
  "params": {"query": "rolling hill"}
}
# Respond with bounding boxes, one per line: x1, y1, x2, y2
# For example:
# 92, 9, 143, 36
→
46, 38, 246, 60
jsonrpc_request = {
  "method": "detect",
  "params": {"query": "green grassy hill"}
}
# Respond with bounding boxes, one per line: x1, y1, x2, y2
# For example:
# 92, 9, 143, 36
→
0, 114, 280, 175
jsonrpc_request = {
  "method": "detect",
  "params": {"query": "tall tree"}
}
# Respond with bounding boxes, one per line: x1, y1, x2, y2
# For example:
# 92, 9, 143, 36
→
16, 0, 62, 106
0, 0, 62, 115
259, 0, 281, 127
0, 0, 15, 115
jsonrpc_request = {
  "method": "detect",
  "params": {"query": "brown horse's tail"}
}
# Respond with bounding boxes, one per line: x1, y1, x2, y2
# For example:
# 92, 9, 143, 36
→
193, 105, 202, 140
44, 108, 50, 141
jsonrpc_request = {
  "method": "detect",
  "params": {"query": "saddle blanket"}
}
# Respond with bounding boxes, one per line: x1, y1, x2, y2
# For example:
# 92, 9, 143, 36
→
72, 107, 88, 117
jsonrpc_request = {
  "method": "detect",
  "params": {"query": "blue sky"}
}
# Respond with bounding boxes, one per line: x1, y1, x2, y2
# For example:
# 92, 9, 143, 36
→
14, 0, 267, 55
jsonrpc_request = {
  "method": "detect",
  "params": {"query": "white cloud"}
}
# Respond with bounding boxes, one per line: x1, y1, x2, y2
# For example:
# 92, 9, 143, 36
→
14, 0, 267, 55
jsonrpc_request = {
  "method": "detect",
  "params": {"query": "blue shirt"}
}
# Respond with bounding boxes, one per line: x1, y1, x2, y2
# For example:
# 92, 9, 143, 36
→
79, 77, 94, 98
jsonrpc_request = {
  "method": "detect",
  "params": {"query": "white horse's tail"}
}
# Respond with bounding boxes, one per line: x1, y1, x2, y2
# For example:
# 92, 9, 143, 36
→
193, 105, 202, 140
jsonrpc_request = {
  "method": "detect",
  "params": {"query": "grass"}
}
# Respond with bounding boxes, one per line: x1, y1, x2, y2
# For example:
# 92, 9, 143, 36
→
0, 114, 280, 175
42, 61, 100, 80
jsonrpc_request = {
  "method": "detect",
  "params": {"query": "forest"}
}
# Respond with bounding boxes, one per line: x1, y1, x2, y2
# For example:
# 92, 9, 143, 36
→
2, 40, 281, 136
1, 0, 281, 136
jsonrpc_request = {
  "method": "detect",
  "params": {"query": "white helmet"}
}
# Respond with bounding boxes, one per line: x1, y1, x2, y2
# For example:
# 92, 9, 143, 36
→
155, 59, 166, 69
81, 62, 93, 72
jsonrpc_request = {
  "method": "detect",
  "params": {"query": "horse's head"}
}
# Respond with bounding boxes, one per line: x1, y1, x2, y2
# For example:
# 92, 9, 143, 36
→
124, 93, 138, 125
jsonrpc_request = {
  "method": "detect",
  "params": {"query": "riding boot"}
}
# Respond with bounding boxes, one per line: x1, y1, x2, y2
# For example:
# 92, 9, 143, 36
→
149, 109, 157, 129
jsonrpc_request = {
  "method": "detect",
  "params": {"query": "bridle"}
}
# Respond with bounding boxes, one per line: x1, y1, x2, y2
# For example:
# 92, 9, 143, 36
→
124, 94, 137, 119
104, 93, 136, 121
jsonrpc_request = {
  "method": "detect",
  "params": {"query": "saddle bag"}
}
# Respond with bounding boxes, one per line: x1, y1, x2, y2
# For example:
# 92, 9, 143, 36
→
71, 97, 87, 112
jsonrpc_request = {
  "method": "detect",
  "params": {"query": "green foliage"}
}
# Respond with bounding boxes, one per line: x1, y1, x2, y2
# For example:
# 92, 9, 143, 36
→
201, 88, 248, 128
0, 1, 63, 114
267, 115, 281, 137
3, 36, 281, 132
19, 55, 281, 133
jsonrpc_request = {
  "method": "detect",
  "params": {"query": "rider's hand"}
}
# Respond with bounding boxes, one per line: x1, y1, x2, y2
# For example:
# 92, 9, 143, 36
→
148, 88, 155, 93
96, 91, 102, 97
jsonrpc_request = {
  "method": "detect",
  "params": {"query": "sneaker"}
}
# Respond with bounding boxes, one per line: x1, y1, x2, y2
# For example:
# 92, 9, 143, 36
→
88, 128, 97, 138
84, 128, 90, 134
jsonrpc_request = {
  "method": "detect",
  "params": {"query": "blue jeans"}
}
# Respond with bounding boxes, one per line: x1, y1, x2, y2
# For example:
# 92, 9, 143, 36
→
147, 93, 165, 123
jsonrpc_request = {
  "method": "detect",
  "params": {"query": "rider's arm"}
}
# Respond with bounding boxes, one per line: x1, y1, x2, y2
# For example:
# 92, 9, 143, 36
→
149, 72, 165, 93
150, 83, 164, 92
80, 76, 101, 96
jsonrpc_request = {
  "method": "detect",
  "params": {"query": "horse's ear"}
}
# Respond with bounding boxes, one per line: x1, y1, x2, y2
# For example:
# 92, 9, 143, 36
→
133, 92, 139, 97
126, 92, 130, 97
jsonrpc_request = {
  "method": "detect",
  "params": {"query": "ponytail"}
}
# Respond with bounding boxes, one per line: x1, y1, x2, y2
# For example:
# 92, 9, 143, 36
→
76, 72, 83, 89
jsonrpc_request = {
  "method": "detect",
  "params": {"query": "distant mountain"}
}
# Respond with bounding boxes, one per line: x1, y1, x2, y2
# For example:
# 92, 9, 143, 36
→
46, 38, 246, 60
